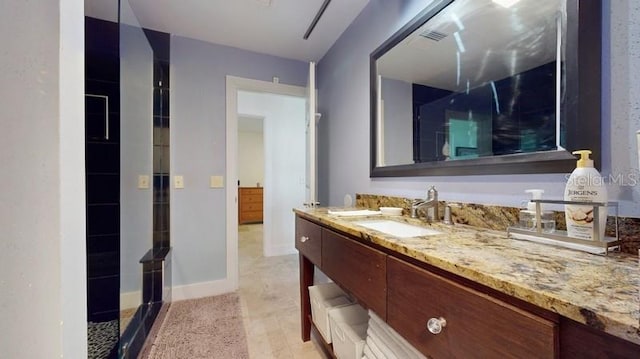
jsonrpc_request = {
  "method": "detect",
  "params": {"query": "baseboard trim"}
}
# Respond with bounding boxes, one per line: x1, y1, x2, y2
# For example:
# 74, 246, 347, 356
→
120, 291, 142, 310
264, 244, 296, 257
171, 279, 238, 301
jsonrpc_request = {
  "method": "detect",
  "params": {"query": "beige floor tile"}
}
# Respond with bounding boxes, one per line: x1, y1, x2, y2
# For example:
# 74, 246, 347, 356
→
289, 341, 324, 359
247, 330, 290, 356
238, 224, 323, 359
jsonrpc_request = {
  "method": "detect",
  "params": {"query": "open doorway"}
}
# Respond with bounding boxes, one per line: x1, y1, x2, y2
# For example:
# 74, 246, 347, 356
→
237, 114, 265, 226
225, 76, 308, 290
237, 90, 306, 257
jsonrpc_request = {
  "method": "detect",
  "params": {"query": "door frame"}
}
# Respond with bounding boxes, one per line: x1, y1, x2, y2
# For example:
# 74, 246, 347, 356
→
225, 75, 306, 290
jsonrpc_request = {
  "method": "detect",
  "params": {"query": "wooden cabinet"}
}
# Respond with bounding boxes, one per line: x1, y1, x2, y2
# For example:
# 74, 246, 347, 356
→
322, 229, 387, 319
238, 187, 263, 224
387, 256, 557, 358
295, 217, 322, 267
560, 317, 640, 358
295, 214, 640, 358
295, 217, 323, 343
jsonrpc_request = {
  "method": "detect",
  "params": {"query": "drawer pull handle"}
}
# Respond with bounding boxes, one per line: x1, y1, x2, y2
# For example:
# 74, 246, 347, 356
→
427, 317, 447, 335
300, 236, 309, 243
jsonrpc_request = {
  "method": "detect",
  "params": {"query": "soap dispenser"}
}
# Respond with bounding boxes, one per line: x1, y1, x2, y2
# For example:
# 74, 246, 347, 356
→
564, 150, 607, 240
519, 189, 555, 232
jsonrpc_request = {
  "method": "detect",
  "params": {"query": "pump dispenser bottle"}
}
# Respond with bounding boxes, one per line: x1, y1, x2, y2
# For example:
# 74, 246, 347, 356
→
564, 150, 607, 240
519, 189, 555, 232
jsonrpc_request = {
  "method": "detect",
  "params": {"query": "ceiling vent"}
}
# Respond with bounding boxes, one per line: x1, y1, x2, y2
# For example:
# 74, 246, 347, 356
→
419, 29, 447, 41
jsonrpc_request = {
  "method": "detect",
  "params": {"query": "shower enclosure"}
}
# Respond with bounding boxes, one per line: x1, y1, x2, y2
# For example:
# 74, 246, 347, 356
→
85, 0, 172, 357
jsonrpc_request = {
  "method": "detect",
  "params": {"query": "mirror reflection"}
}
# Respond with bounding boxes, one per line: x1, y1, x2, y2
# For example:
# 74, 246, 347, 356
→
376, 0, 565, 167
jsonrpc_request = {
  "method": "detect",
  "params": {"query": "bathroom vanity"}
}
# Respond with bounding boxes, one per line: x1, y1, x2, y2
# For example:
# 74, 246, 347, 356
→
294, 208, 640, 358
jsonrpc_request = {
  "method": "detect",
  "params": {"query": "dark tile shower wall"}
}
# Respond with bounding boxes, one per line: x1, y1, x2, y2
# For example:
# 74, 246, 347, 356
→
147, 27, 171, 309
145, 28, 171, 251
85, 16, 120, 359
144, 28, 171, 309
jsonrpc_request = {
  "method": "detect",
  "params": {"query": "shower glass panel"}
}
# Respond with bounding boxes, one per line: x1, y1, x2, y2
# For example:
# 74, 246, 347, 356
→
119, 0, 154, 344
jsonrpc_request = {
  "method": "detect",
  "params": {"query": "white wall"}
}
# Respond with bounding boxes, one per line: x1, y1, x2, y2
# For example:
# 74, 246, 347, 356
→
0, 0, 86, 357
238, 91, 306, 256
317, 0, 640, 217
120, 22, 154, 306
170, 35, 307, 293
238, 129, 265, 187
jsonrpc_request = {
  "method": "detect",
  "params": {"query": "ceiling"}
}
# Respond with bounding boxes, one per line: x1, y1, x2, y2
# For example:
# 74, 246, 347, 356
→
85, 0, 370, 62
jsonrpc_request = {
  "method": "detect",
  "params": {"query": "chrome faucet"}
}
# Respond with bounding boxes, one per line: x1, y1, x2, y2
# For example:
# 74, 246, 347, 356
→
411, 186, 438, 222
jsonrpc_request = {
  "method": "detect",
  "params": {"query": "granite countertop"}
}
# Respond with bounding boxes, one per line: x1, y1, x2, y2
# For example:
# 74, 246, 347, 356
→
294, 207, 640, 345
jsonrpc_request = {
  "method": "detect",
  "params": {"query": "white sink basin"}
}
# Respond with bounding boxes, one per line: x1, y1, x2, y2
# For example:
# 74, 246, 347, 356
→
327, 209, 381, 217
354, 220, 442, 238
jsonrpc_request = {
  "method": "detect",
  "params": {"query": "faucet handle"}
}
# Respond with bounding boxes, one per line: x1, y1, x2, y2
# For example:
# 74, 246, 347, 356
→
410, 199, 422, 218
443, 205, 454, 225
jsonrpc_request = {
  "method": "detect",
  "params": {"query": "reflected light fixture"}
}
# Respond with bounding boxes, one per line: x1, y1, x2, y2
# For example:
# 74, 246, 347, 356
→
456, 51, 461, 86
492, 0, 520, 8
451, 13, 464, 31
453, 32, 465, 53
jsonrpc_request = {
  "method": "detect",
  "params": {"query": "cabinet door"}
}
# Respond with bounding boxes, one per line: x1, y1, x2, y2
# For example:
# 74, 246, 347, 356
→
387, 256, 557, 358
295, 217, 322, 267
322, 229, 387, 319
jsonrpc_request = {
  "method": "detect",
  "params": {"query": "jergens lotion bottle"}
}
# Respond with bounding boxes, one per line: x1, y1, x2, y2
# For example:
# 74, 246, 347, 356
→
564, 150, 607, 240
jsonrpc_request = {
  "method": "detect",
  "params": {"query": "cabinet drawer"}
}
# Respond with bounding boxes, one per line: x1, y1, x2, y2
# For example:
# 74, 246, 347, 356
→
560, 317, 640, 358
387, 257, 557, 358
241, 203, 262, 211
240, 211, 263, 223
295, 217, 322, 266
239, 188, 263, 195
240, 195, 263, 204
322, 230, 387, 319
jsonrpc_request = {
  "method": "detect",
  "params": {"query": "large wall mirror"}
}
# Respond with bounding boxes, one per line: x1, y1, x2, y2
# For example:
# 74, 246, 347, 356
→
370, 0, 601, 177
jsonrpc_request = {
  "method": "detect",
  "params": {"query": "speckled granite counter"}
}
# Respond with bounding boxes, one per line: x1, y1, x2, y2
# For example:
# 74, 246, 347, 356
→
294, 207, 640, 346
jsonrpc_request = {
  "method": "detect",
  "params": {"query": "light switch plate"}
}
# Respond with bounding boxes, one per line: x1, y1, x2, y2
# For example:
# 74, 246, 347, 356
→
137, 175, 150, 189
210, 175, 224, 188
174, 175, 184, 189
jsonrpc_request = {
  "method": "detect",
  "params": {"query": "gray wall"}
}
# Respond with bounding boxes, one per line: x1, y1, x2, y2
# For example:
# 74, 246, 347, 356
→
381, 77, 413, 166
0, 0, 86, 356
170, 36, 307, 287
317, 0, 640, 216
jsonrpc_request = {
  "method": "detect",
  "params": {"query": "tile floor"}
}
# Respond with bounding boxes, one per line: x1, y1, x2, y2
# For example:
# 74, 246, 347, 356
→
238, 224, 323, 359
